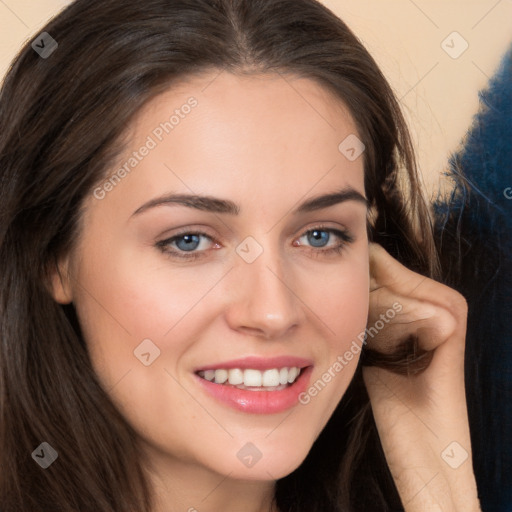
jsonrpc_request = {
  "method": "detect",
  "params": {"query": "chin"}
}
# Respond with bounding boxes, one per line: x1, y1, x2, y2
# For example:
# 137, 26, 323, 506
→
202, 432, 316, 481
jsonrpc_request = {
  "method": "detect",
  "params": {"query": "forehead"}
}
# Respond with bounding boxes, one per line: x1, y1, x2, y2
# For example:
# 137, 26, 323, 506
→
129, 70, 360, 154
83, 70, 365, 224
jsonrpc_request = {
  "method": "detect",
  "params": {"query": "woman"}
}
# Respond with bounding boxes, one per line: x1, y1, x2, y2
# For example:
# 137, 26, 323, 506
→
0, 0, 482, 510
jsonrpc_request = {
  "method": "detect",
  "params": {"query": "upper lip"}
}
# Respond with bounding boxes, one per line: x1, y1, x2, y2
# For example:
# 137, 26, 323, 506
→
195, 355, 313, 372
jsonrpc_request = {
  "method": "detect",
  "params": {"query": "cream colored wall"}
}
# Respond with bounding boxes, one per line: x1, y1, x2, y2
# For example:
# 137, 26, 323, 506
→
322, 1, 512, 196
1, 0, 511, 197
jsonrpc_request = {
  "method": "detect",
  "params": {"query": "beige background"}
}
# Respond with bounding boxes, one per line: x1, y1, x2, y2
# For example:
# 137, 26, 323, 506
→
1, 0, 511, 197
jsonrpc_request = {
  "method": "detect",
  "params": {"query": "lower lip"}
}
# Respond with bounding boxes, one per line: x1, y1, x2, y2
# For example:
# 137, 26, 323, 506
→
194, 366, 313, 414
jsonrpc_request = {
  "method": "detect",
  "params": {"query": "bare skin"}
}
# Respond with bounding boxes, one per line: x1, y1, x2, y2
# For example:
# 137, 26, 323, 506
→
50, 71, 480, 511
365, 243, 481, 511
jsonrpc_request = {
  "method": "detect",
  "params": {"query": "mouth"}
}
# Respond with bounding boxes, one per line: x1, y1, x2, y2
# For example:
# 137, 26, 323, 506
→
194, 357, 313, 414
196, 366, 303, 391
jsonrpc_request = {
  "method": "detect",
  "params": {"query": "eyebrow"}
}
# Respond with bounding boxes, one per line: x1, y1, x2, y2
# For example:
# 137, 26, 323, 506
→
131, 186, 368, 217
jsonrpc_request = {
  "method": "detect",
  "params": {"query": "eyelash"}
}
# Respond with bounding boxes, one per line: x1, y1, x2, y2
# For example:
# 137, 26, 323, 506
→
155, 225, 354, 262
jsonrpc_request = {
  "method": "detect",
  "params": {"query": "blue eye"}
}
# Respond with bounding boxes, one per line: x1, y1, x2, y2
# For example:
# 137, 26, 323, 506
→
307, 229, 330, 247
295, 227, 354, 257
156, 231, 214, 259
173, 233, 201, 252
156, 226, 354, 261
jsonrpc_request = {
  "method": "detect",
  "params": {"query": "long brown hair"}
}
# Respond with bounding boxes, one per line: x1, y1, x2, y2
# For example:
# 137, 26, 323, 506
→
0, 0, 440, 510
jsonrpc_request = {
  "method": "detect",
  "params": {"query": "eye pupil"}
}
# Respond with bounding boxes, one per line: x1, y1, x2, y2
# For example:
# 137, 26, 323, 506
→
308, 230, 329, 247
176, 234, 200, 251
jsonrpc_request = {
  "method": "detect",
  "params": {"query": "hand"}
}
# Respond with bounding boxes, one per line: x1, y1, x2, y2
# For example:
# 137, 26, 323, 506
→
363, 243, 481, 512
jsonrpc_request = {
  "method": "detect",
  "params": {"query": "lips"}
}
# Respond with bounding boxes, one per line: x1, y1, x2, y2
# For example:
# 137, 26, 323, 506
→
194, 356, 313, 414
195, 355, 312, 372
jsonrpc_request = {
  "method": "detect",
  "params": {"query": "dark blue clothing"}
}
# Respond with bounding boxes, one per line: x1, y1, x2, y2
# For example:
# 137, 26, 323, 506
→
433, 44, 512, 512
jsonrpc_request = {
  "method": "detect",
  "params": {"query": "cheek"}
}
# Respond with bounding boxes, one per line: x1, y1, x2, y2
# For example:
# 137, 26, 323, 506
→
69, 246, 181, 376
307, 248, 370, 350
335, 272, 369, 352
304, 246, 369, 390
292, 249, 369, 439
76, 240, 195, 326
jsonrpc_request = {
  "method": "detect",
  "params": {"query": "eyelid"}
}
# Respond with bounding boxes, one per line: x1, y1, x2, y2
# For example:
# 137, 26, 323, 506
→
155, 228, 217, 256
155, 223, 355, 260
297, 223, 354, 242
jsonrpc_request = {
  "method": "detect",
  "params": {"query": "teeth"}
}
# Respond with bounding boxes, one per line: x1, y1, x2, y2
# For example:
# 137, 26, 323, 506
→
244, 369, 262, 387
228, 368, 244, 385
287, 367, 299, 383
204, 370, 215, 382
200, 367, 302, 388
214, 369, 228, 384
262, 369, 280, 387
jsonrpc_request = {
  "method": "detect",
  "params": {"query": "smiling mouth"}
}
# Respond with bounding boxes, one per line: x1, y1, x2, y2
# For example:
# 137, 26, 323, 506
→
196, 366, 303, 391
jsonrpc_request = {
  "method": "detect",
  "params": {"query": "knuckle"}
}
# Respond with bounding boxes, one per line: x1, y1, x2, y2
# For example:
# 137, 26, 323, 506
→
448, 289, 468, 317
432, 278, 466, 307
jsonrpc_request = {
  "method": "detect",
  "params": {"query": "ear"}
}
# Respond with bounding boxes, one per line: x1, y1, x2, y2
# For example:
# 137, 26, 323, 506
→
48, 255, 74, 304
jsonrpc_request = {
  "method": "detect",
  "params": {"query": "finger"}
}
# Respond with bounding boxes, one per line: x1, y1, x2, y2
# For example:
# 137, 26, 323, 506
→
369, 242, 426, 292
369, 243, 468, 320
366, 287, 460, 353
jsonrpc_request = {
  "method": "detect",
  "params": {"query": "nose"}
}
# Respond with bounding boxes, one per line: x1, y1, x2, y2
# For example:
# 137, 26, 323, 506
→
224, 243, 302, 339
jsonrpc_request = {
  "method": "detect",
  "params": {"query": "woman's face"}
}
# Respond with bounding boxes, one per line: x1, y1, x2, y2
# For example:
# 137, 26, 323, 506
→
53, 71, 369, 481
